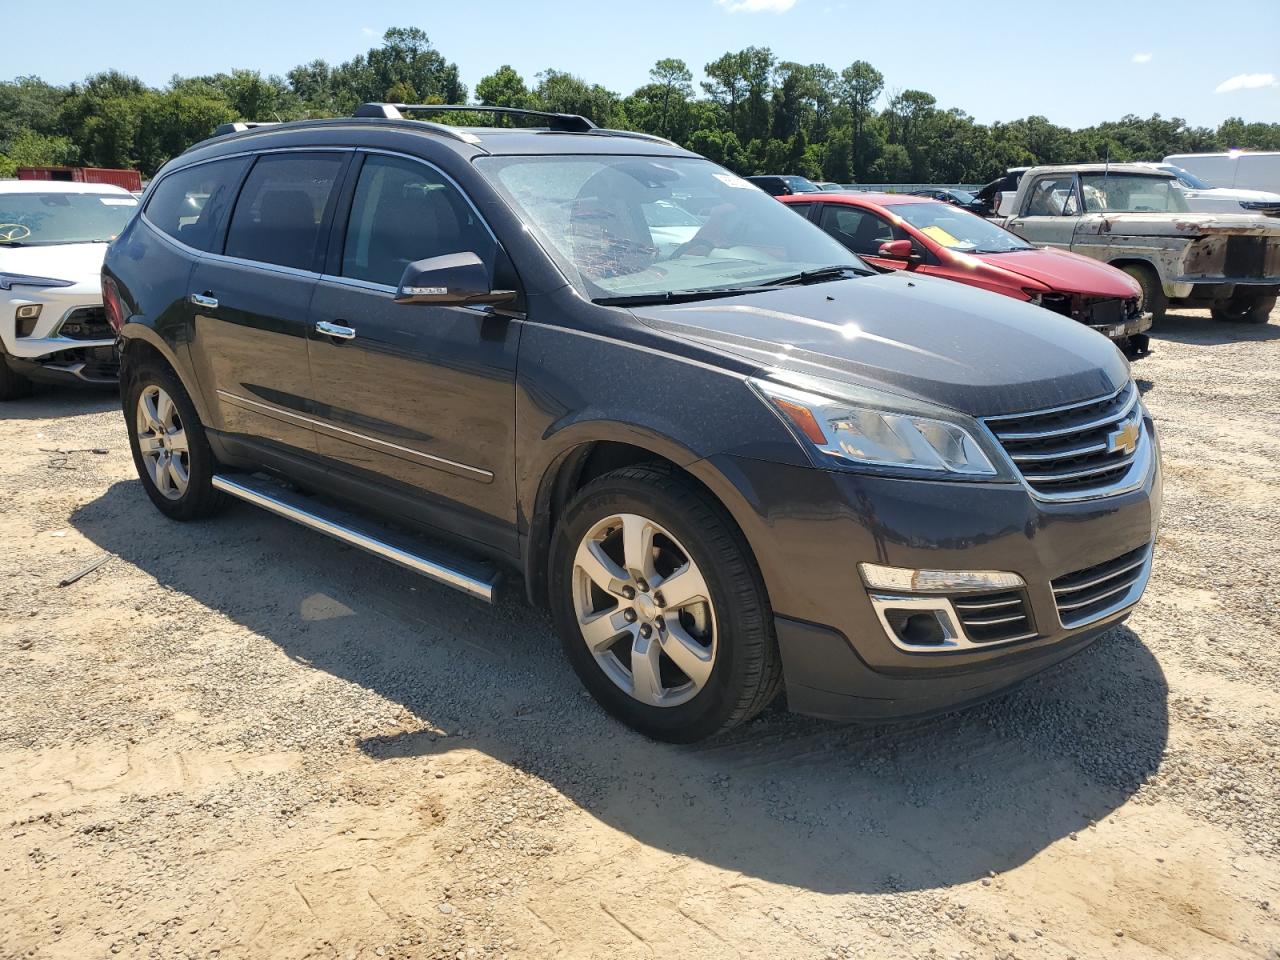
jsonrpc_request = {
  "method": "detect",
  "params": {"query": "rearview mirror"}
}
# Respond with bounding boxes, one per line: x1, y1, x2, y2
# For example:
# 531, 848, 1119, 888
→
877, 239, 915, 260
395, 252, 516, 307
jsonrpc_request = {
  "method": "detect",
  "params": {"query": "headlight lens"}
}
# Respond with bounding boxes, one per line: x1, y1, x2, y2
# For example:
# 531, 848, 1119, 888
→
754, 378, 998, 477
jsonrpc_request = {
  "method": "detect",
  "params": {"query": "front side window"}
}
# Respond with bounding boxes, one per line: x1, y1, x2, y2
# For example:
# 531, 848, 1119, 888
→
224, 153, 344, 270
342, 154, 496, 288
1078, 174, 1190, 213
884, 202, 1031, 254
144, 157, 248, 252
1024, 176, 1080, 217
819, 204, 903, 255
476, 155, 861, 301
0, 190, 137, 247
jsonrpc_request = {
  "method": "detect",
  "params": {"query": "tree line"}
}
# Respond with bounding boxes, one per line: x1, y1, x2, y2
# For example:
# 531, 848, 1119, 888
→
3, 27, 1278, 183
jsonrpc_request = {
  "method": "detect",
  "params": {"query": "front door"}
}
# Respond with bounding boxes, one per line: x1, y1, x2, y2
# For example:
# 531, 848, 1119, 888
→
191, 150, 348, 457
1004, 173, 1082, 251
306, 152, 522, 553
816, 204, 910, 271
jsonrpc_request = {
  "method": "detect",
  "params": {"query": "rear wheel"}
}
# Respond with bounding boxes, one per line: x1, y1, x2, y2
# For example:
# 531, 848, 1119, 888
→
125, 361, 224, 520
1118, 263, 1166, 324
1211, 293, 1276, 325
549, 465, 781, 742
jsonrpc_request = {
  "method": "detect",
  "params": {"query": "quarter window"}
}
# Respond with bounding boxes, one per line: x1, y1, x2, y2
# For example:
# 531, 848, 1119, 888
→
224, 153, 344, 270
144, 157, 249, 252
342, 154, 495, 287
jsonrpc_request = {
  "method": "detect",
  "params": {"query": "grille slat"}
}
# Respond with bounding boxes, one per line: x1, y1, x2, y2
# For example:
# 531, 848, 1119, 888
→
1051, 545, 1151, 626
952, 588, 1036, 645
985, 382, 1146, 498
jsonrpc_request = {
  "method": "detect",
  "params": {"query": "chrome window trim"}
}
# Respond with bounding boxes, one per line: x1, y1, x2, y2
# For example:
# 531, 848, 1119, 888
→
215, 389, 494, 483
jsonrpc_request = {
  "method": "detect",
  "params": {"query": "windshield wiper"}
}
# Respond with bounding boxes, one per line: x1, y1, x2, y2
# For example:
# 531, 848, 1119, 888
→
759, 264, 871, 286
593, 287, 770, 307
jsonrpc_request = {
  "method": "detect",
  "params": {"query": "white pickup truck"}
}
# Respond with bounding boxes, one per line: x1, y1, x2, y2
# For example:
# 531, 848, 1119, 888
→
996, 163, 1280, 323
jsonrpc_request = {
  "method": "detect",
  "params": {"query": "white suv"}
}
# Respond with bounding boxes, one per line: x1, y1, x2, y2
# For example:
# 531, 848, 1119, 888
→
0, 180, 139, 399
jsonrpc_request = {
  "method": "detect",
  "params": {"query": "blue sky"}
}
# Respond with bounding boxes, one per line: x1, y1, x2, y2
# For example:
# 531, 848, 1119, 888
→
8, 0, 1278, 129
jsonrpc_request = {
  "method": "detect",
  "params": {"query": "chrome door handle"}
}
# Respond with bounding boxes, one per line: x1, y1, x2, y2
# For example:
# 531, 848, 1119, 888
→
315, 320, 356, 340
189, 292, 218, 309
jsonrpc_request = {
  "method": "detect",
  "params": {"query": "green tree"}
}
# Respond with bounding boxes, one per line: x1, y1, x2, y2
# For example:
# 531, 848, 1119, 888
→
838, 61, 883, 180
476, 65, 531, 109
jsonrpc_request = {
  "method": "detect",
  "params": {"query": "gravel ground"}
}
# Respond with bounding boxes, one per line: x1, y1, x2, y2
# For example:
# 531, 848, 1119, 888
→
2, 305, 1279, 960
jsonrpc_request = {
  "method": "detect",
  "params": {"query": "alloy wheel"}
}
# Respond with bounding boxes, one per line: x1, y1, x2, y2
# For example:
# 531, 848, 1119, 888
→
572, 512, 717, 707
136, 384, 189, 500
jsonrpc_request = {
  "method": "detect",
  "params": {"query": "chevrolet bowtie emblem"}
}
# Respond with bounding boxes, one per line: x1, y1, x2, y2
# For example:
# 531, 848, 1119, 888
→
1108, 420, 1141, 456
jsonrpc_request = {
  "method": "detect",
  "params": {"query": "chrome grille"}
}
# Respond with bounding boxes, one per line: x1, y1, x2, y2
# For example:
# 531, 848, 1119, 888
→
951, 589, 1036, 645
985, 382, 1145, 499
1052, 544, 1152, 628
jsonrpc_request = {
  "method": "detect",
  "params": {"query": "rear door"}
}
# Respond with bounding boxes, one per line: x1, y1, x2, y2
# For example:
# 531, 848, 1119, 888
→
188, 150, 349, 459
1005, 173, 1081, 250
305, 151, 523, 553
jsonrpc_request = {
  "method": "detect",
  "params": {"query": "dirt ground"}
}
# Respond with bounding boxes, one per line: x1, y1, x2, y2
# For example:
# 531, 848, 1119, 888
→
2, 306, 1279, 960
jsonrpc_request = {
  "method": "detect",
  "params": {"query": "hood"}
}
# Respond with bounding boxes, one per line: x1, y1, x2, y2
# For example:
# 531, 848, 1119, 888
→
0, 242, 109, 293
1185, 186, 1280, 203
972, 248, 1139, 299
632, 272, 1128, 417
1079, 212, 1280, 238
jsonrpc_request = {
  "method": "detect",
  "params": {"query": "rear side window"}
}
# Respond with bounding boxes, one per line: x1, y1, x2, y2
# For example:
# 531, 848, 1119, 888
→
341, 154, 495, 287
819, 205, 902, 255
144, 157, 248, 252
224, 153, 345, 270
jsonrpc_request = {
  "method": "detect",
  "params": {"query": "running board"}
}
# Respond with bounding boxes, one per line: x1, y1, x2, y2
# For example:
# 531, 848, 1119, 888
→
211, 474, 500, 603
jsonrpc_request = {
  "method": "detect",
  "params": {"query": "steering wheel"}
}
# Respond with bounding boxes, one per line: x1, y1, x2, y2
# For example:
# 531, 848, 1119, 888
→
0, 223, 32, 242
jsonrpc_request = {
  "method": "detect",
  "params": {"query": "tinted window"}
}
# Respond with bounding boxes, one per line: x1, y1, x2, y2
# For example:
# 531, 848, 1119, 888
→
342, 154, 495, 287
819, 205, 903, 255
224, 153, 344, 270
144, 158, 248, 252
787, 202, 813, 218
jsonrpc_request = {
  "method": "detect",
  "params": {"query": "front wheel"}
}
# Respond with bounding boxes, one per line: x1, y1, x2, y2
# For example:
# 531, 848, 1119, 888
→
1118, 263, 1167, 324
549, 465, 782, 742
1211, 293, 1276, 325
0, 346, 34, 401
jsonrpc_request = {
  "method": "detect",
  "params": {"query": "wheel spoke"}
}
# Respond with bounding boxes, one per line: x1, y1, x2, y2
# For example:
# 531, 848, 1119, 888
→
137, 433, 164, 454
620, 513, 656, 581
156, 391, 176, 428
656, 561, 709, 611
580, 610, 630, 653
629, 630, 664, 704
660, 620, 713, 689
576, 539, 628, 594
166, 428, 188, 454
153, 457, 171, 494
142, 391, 164, 433
168, 457, 188, 492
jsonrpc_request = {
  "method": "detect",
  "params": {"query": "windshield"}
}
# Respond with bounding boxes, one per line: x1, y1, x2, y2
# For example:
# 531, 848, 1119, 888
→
476, 156, 864, 300
948, 189, 977, 203
885, 202, 1032, 253
1079, 174, 1190, 213
0, 191, 138, 246
1159, 164, 1213, 190
783, 177, 822, 193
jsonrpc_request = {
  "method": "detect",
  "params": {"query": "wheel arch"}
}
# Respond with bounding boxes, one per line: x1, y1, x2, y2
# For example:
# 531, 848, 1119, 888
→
118, 325, 212, 424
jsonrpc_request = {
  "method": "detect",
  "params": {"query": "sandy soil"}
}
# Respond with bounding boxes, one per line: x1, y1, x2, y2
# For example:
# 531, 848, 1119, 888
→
2, 306, 1279, 960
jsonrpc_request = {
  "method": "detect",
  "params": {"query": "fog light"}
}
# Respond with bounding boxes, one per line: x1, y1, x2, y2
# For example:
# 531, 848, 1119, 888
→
15, 303, 42, 338
15, 303, 41, 319
859, 562, 1024, 593
884, 609, 948, 647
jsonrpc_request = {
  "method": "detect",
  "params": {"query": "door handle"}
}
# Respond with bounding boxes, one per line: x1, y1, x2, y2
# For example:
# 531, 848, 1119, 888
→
315, 320, 357, 340
189, 292, 218, 309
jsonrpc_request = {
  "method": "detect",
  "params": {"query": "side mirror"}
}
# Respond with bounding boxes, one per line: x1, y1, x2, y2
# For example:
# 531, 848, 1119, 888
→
877, 239, 915, 260
395, 252, 516, 307
995, 191, 1017, 217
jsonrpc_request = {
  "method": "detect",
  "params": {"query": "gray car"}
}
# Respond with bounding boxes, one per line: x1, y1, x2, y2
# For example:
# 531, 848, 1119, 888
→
104, 103, 1162, 742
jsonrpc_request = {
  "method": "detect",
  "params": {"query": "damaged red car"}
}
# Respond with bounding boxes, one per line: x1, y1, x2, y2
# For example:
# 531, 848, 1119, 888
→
782, 192, 1152, 357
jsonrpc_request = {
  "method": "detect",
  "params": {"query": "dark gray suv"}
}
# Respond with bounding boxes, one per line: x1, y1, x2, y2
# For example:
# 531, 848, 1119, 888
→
103, 104, 1162, 742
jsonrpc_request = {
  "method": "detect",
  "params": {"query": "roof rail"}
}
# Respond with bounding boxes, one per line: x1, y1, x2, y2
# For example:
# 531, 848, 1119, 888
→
212, 121, 280, 138
353, 103, 597, 133
596, 128, 679, 148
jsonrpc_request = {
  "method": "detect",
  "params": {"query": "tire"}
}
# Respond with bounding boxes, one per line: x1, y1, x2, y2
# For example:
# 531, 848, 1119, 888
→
549, 464, 782, 743
0, 347, 34, 401
124, 360, 224, 520
1118, 263, 1167, 324
1211, 294, 1276, 325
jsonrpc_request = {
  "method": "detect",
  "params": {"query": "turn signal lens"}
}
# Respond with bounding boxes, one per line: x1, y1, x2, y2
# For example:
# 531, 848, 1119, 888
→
859, 563, 1025, 593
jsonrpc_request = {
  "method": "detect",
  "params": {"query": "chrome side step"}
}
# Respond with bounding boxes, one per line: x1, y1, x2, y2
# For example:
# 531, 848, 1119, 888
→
211, 474, 500, 603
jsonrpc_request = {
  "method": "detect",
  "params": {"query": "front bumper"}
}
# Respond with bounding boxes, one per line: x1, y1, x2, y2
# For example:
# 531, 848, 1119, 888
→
705, 426, 1162, 721
3, 285, 118, 385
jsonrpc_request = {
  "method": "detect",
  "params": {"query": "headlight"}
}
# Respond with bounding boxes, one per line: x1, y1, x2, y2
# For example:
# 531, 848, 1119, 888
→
753, 377, 999, 477
0, 272, 75, 292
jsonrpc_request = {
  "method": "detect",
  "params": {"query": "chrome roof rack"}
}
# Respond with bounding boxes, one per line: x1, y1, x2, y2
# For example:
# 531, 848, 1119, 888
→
211, 121, 280, 138
353, 103, 597, 133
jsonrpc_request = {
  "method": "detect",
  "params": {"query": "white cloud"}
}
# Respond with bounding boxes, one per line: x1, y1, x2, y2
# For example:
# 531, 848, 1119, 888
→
715, 0, 798, 12
1131, 52, 1152, 64
361, 26, 377, 37
1215, 72, 1278, 93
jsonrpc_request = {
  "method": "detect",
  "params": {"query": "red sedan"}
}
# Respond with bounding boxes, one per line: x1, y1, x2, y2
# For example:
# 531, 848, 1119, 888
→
780, 192, 1152, 356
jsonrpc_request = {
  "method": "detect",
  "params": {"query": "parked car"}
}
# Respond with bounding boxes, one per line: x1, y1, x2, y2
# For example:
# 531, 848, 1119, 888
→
1134, 162, 1280, 216
1, 180, 138, 399
105, 103, 1161, 742
745, 175, 822, 196
974, 169, 1028, 215
996, 163, 1280, 324
783, 192, 1152, 356
1165, 151, 1280, 196
910, 187, 988, 214
815, 181, 846, 192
